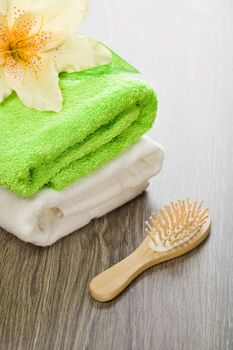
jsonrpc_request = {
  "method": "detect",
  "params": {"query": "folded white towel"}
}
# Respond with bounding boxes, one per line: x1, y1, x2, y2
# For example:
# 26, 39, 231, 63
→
0, 137, 164, 246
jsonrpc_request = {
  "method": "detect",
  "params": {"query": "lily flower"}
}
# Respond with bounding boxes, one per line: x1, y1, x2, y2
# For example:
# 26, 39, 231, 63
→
0, 0, 112, 111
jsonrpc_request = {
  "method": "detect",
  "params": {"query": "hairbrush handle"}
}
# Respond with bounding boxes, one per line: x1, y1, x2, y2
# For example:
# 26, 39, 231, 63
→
89, 236, 159, 302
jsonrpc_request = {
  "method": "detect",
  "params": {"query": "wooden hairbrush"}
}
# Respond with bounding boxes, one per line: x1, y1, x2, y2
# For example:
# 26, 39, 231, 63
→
90, 199, 211, 302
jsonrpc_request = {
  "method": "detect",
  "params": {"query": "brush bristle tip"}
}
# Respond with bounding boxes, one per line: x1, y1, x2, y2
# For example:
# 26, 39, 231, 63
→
146, 199, 208, 252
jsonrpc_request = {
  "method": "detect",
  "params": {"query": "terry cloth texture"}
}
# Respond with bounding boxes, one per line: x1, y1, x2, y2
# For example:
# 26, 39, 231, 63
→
0, 137, 164, 246
0, 73, 157, 198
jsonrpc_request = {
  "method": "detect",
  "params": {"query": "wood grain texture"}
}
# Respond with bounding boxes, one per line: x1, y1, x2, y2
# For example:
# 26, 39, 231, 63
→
0, 0, 232, 349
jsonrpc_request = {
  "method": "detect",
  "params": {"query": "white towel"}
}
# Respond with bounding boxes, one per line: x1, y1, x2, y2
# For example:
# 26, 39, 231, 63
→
0, 137, 164, 246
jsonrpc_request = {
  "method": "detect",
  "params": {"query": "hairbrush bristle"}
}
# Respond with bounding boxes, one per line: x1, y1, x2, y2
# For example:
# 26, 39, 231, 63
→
145, 199, 209, 252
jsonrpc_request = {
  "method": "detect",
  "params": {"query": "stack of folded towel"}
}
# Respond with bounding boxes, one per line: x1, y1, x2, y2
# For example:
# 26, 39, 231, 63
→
0, 73, 164, 246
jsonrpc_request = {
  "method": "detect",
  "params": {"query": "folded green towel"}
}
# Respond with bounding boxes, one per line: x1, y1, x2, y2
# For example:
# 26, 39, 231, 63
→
0, 73, 157, 198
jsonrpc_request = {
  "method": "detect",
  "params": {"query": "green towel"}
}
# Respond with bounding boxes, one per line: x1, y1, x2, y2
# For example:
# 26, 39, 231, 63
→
0, 73, 157, 198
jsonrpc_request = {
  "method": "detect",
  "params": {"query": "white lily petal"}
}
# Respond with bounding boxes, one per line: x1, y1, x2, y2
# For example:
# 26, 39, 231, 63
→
30, 0, 89, 33
53, 34, 112, 73
41, 32, 67, 53
5, 58, 63, 112
0, 11, 9, 40
1, 0, 35, 25
0, 0, 10, 16
0, 11, 7, 25
0, 1, 5, 14
0, 68, 12, 102
11, 12, 44, 38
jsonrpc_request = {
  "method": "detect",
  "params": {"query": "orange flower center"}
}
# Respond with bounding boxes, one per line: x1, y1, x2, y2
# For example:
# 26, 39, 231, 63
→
0, 14, 52, 78
1, 34, 41, 64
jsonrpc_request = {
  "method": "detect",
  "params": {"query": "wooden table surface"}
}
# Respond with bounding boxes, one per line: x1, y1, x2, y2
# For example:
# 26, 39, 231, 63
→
0, 1, 232, 349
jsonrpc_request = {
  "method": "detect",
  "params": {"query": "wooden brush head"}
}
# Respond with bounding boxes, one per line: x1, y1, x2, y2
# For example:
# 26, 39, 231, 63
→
146, 200, 209, 252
